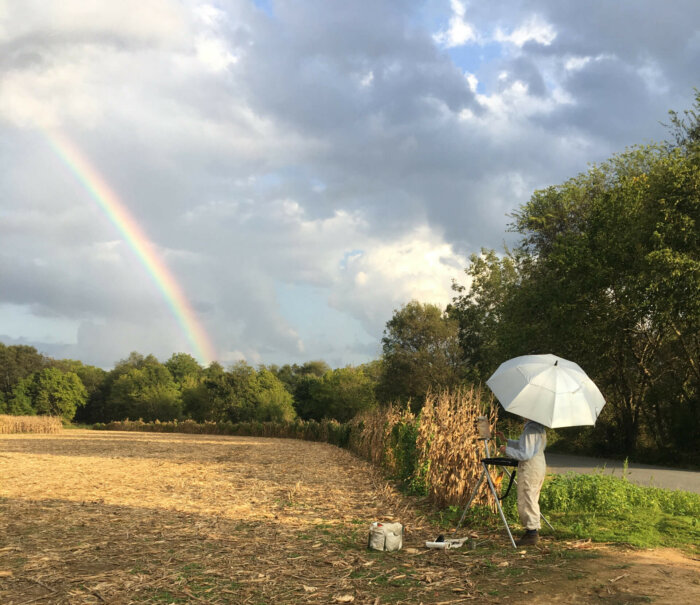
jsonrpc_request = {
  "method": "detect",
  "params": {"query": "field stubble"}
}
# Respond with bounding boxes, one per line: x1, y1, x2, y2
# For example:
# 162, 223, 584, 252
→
1, 430, 699, 604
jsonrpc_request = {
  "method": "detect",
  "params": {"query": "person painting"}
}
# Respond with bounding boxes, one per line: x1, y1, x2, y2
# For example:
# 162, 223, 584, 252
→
496, 419, 547, 546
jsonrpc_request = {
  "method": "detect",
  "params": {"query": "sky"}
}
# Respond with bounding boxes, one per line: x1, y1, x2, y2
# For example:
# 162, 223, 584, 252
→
1, 0, 698, 369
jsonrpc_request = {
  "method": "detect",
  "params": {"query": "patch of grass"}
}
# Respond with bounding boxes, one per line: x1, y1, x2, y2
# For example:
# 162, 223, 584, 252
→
150, 589, 186, 603
179, 562, 203, 576
545, 548, 601, 562
440, 472, 699, 552
502, 567, 526, 577
337, 529, 366, 550
546, 506, 699, 551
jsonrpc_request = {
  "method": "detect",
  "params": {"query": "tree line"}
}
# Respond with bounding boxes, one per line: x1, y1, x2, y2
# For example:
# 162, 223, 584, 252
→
1, 93, 697, 464
0, 346, 381, 426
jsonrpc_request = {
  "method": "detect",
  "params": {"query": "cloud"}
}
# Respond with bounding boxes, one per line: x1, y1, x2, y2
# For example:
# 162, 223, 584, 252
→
0, 0, 698, 368
434, 1, 478, 48
329, 225, 468, 335
494, 15, 556, 48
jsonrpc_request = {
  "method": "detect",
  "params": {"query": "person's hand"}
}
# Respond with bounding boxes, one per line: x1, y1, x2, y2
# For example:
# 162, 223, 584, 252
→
499, 445, 506, 454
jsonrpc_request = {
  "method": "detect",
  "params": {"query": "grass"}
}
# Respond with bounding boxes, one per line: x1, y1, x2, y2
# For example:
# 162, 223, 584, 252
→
539, 472, 700, 551
430, 471, 700, 553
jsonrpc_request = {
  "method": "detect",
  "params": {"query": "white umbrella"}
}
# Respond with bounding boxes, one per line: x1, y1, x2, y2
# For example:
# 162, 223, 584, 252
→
486, 354, 605, 428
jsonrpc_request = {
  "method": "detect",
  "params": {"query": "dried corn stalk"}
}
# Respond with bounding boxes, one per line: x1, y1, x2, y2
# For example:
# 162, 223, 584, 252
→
416, 387, 498, 509
0, 414, 63, 434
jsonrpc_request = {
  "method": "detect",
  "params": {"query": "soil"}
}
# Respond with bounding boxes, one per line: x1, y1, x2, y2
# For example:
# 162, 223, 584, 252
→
1, 430, 698, 604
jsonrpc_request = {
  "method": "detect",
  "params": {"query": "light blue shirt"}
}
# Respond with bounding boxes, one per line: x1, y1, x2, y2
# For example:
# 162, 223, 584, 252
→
505, 420, 547, 461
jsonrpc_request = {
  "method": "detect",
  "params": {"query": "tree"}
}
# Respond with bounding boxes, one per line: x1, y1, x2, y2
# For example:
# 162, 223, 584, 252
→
377, 301, 464, 409
0, 343, 49, 403
182, 362, 297, 423
183, 362, 230, 422
507, 143, 699, 457
449, 94, 699, 461
292, 374, 324, 420
68, 363, 108, 424
10, 368, 87, 420
447, 249, 522, 383
105, 355, 182, 421
165, 353, 203, 388
296, 367, 377, 422
254, 369, 297, 422
266, 360, 331, 394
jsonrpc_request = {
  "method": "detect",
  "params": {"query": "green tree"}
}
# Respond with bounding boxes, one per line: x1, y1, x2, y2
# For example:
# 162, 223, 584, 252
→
266, 360, 331, 394
10, 368, 87, 420
254, 369, 297, 422
292, 373, 324, 420
165, 353, 203, 388
183, 362, 297, 423
449, 93, 699, 461
377, 301, 464, 409
71, 363, 109, 424
506, 143, 699, 457
183, 362, 230, 422
298, 367, 377, 422
0, 343, 49, 404
105, 355, 182, 421
447, 249, 522, 383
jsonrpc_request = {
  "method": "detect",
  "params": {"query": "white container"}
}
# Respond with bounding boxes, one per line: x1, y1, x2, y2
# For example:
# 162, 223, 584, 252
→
367, 522, 403, 552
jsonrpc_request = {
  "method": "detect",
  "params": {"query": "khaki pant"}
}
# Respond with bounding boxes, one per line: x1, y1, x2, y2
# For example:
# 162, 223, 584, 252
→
517, 453, 546, 530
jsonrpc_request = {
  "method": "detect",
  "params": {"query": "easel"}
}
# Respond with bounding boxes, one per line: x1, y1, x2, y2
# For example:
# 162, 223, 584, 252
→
456, 417, 554, 549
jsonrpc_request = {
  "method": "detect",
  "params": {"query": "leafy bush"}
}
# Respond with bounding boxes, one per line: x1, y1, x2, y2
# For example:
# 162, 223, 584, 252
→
540, 471, 700, 517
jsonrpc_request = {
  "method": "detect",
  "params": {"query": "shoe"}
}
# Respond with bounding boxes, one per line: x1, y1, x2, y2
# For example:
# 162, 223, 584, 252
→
516, 529, 539, 546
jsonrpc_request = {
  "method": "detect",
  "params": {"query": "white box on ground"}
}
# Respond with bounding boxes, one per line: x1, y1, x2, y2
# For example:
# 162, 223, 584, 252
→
367, 522, 403, 551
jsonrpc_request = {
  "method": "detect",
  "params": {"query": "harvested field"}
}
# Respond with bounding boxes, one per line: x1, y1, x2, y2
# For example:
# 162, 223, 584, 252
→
1, 430, 699, 604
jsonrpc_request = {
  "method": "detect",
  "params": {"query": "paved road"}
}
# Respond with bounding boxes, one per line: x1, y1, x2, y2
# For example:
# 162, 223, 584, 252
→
546, 453, 700, 494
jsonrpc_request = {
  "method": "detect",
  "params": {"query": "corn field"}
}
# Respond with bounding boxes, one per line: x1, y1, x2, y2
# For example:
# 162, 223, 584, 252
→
0, 414, 63, 434
417, 388, 499, 508
95, 387, 500, 511
347, 387, 498, 509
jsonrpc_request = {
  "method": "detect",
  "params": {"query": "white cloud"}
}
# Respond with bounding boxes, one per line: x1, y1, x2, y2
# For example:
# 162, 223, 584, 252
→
564, 53, 615, 71
329, 225, 468, 334
0, 0, 188, 47
359, 71, 375, 87
464, 71, 479, 92
195, 36, 238, 72
565, 56, 592, 71
494, 15, 556, 47
434, 0, 477, 48
638, 60, 669, 94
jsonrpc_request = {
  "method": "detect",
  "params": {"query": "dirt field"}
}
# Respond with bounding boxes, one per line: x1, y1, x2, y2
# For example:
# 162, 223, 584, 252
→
1, 430, 698, 604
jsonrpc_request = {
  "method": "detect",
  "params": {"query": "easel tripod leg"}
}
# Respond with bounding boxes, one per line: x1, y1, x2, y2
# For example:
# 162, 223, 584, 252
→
457, 471, 485, 529
483, 464, 517, 549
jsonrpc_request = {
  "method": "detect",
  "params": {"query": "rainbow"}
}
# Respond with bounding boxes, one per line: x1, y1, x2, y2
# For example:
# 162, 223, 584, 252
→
46, 130, 217, 365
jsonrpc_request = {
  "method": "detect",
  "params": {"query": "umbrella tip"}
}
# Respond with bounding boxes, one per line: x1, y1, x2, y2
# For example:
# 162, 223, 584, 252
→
554, 360, 558, 366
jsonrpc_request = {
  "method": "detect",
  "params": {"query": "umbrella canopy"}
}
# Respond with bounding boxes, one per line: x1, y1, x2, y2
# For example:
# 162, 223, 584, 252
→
486, 354, 605, 428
